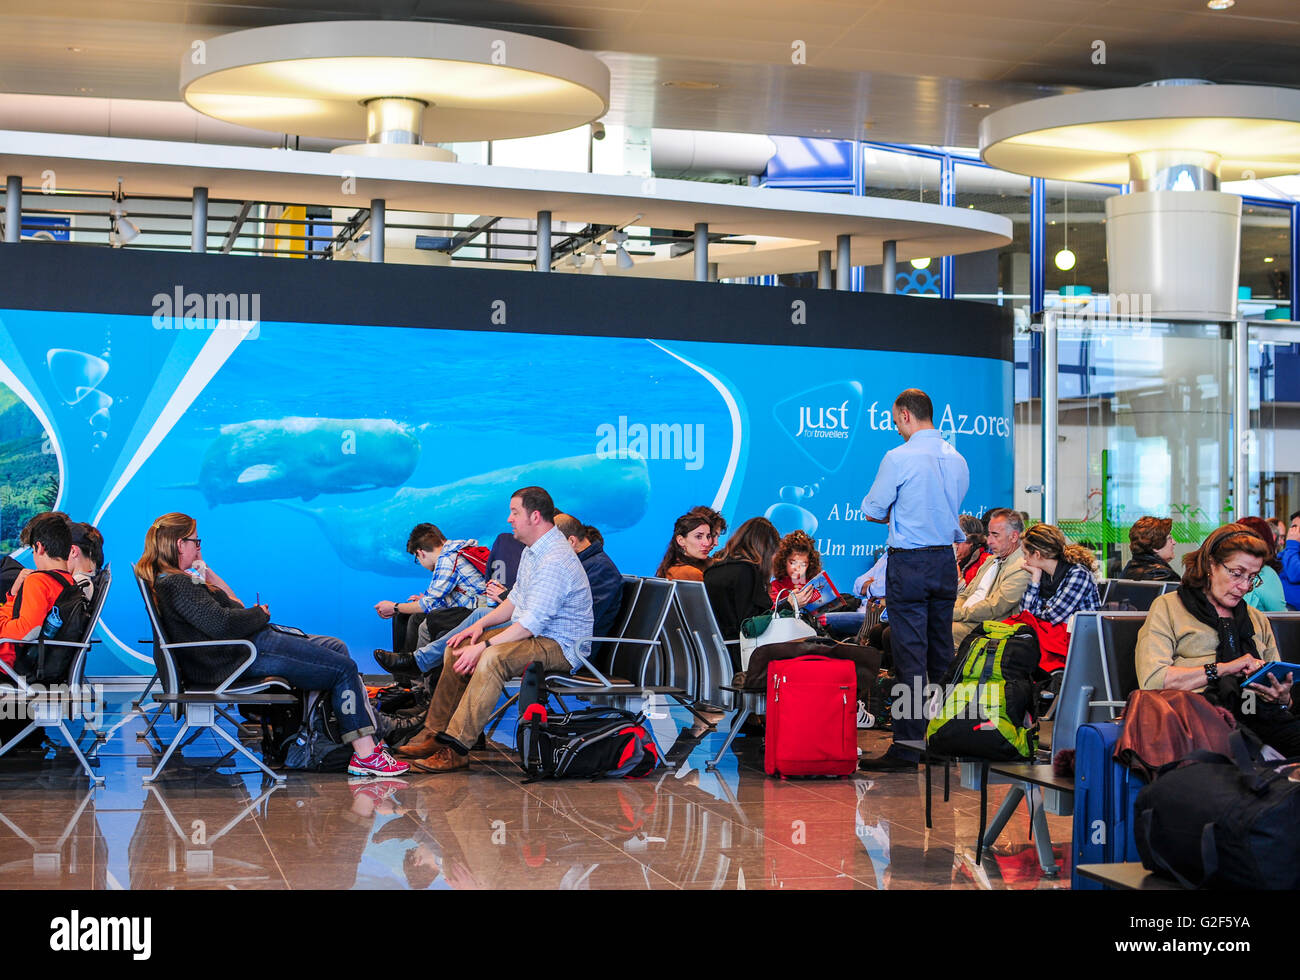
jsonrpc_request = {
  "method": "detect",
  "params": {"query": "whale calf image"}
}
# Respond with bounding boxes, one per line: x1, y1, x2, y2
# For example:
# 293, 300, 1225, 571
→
186, 417, 421, 505
289, 453, 652, 575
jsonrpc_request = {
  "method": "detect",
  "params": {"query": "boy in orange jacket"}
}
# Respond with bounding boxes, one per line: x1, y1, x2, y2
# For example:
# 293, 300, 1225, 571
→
0, 513, 77, 669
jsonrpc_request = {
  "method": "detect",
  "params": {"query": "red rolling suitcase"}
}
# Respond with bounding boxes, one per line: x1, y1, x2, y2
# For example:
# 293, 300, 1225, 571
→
765, 655, 857, 777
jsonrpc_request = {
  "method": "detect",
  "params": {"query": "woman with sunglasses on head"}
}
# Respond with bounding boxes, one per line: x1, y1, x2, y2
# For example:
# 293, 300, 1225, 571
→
135, 512, 408, 776
1136, 523, 1300, 755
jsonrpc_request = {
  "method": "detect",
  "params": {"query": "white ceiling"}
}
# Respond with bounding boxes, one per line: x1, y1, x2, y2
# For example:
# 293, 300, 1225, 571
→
2, 0, 1299, 147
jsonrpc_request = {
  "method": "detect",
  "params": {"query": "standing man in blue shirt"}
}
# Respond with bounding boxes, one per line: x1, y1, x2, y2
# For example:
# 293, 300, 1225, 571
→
858, 389, 969, 771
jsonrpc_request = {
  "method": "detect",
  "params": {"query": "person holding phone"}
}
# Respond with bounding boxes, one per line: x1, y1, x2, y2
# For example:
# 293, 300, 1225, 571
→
135, 512, 407, 777
1136, 523, 1300, 755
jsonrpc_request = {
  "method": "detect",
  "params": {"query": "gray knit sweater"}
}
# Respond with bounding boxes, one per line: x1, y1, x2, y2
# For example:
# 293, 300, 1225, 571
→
153, 572, 270, 687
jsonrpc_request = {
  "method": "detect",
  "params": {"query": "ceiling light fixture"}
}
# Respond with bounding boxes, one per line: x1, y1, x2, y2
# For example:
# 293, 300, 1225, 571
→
969, 102, 991, 109
616, 245, 634, 269
1207, 0, 1234, 9
910, 257, 931, 270
181, 22, 610, 143
590, 250, 606, 275
1265, 256, 1275, 263
1055, 184, 1076, 270
109, 177, 139, 248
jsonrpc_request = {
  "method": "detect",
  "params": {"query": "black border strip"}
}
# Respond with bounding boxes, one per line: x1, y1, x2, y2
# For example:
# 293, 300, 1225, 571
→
0, 243, 1013, 361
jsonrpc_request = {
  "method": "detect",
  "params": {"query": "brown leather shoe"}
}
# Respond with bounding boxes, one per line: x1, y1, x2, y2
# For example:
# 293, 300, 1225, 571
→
394, 731, 440, 759
411, 746, 469, 774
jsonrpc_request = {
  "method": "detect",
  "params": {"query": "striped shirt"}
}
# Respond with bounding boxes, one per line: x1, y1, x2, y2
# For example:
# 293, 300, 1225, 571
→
510, 526, 593, 668
1020, 564, 1100, 625
417, 539, 487, 613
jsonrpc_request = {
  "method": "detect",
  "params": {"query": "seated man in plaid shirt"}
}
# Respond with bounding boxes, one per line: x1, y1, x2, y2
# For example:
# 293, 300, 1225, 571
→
396, 485, 593, 772
372, 523, 487, 676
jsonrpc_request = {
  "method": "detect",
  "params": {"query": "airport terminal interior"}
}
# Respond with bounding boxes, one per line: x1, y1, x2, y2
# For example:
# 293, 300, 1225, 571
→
0, 0, 1299, 895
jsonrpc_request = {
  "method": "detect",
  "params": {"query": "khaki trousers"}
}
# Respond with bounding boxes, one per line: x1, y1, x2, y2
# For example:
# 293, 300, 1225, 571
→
424, 626, 571, 748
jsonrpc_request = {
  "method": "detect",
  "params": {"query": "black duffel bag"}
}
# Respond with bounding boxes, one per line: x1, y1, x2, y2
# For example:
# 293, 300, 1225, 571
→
1135, 730, 1300, 889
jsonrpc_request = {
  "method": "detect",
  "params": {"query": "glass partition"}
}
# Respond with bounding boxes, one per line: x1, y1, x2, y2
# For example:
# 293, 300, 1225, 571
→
1044, 313, 1236, 575
1248, 321, 1300, 526
953, 162, 1031, 315
1043, 179, 1121, 308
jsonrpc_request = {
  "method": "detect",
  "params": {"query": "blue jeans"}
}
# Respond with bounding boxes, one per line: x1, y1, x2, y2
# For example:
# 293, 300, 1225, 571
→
414, 606, 495, 672
249, 628, 375, 743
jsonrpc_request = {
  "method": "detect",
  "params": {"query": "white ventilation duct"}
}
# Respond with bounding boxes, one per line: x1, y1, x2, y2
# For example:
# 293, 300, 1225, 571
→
651, 129, 777, 178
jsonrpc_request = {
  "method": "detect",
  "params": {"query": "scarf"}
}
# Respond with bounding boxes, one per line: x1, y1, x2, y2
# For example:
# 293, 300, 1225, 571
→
1176, 583, 1257, 710
1037, 560, 1071, 603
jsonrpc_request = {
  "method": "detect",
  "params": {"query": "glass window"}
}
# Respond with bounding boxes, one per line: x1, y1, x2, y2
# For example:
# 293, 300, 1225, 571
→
861, 146, 941, 203
1048, 314, 1234, 573
953, 162, 1031, 313
1239, 202, 1291, 317
1043, 179, 1120, 306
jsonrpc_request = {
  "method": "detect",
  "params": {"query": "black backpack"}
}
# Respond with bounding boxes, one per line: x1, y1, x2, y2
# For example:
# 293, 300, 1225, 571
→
515, 662, 659, 781
279, 694, 352, 772
12, 570, 91, 682
1135, 731, 1300, 889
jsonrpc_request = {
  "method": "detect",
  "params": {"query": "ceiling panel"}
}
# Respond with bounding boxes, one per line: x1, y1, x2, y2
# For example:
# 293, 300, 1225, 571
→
0, 0, 1293, 147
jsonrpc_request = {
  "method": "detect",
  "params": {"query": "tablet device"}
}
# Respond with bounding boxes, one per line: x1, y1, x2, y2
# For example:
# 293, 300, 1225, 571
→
1243, 662, 1300, 687
268, 623, 308, 637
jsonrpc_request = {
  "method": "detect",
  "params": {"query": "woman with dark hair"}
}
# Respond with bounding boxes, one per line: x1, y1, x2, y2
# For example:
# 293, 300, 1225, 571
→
1236, 516, 1288, 612
654, 511, 715, 581
135, 512, 408, 777
1014, 523, 1101, 671
1119, 517, 1180, 583
702, 517, 781, 652
1136, 523, 1299, 754
956, 514, 990, 585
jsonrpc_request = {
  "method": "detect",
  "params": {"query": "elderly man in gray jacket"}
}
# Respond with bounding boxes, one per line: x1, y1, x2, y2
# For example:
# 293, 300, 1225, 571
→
952, 508, 1030, 649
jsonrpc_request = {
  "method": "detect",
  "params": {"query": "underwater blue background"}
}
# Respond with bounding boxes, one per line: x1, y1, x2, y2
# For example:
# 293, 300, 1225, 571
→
0, 309, 1012, 673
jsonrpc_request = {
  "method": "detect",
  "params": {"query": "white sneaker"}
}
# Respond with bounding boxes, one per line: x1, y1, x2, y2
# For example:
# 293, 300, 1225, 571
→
856, 701, 875, 730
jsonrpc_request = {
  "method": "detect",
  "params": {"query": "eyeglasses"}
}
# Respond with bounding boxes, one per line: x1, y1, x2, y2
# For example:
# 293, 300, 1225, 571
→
182, 537, 201, 547
1218, 563, 1262, 590
412, 550, 424, 564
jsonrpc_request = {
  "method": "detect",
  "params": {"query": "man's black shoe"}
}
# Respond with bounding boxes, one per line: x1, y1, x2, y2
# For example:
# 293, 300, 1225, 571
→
857, 753, 918, 773
373, 648, 419, 676
378, 712, 426, 748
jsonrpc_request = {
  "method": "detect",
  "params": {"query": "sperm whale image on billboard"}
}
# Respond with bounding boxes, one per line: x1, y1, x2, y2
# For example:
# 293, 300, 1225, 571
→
172, 417, 422, 505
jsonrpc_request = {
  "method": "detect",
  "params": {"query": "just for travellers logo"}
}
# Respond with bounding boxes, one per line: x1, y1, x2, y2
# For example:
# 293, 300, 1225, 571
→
774, 380, 863, 473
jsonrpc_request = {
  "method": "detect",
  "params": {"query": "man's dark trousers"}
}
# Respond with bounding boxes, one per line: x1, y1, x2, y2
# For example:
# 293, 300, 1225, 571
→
885, 546, 957, 757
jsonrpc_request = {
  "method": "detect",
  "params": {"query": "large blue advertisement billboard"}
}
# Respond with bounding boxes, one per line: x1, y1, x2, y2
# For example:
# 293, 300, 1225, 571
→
0, 247, 1012, 673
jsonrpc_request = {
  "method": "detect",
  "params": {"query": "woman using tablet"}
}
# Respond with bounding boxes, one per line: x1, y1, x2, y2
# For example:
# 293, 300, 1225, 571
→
135, 512, 407, 777
1136, 523, 1300, 755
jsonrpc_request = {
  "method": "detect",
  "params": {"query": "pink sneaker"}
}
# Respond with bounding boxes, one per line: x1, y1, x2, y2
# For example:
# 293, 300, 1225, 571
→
348, 747, 410, 777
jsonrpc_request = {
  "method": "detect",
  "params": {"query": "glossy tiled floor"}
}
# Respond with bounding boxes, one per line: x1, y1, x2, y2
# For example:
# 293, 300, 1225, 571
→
0, 689, 1077, 890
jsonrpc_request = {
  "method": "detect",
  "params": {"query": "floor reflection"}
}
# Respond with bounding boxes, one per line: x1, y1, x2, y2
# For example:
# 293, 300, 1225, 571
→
0, 690, 1078, 889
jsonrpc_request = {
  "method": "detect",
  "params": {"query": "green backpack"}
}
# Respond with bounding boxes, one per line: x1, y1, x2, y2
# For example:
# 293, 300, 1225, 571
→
926, 620, 1040, 761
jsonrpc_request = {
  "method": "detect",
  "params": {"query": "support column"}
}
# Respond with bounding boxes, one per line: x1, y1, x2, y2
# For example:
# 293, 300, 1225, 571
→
192, 187, 208, 253
836, 234, 851, 291
817, 250, 832, 289
694, 222, 709, 282
4, 176, 20, 243
369, 198, 385, 263
536, 210, 552, 271
1043, 313, 1059, 525
708, 262, 719, 282
1234, 318, 1251, 521
882, 239, 897, 295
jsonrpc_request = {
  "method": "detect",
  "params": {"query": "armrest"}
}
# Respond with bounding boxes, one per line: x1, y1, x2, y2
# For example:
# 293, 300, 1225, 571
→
163, 638, 259, 695
0, 658, 31, 695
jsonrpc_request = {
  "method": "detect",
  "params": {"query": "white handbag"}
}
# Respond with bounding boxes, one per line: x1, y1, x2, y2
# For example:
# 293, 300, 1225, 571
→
739, 589, 818, 670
